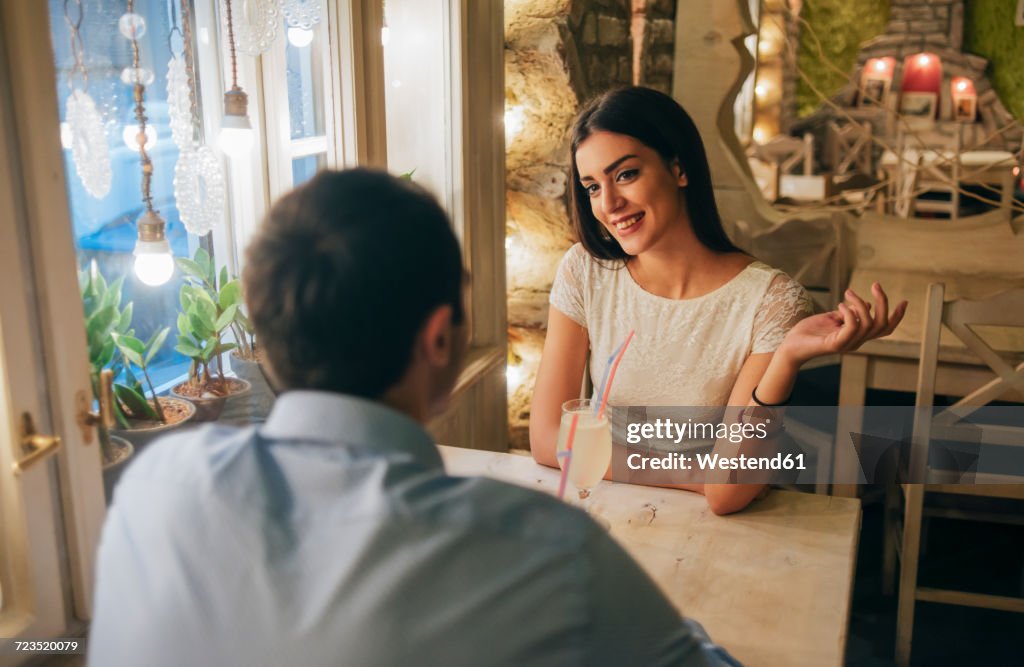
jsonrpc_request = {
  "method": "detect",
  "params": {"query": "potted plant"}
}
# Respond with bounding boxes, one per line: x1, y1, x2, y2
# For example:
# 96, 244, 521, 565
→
80, 262, 194, 497
171, 249, 251, 421
223, 275, 277, 421
109, 325, 196, 447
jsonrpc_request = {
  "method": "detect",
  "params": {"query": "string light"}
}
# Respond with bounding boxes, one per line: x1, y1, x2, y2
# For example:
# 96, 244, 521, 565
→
218, 0, 255, 157
505, 104, 526, 144
122, 123, 157, 150
122, 0, 174, 286
506, 364, 524, 392
287, 26, 314, 47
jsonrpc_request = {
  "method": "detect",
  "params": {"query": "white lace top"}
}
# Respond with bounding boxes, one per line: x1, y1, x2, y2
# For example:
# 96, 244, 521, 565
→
549, 243, 812, 409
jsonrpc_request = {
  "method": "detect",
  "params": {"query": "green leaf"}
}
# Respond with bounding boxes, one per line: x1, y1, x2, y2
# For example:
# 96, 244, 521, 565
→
112, 399, 129, 429
112, 333, 145, 368
117, 302, 134, 334
194, 287, 216, 305
177, 312, 190, 337
92, 264, 108, 295
175, 342, 204, 359
176, 257, 207, 284
194, 247, 213, 285
102, 275, 125, 313
144, 327, 170, 365
214, 303, 239, 332
96, 340, 116, 369
187, 313, 210, 340
114, 383, 157, 421
235, 310, 254, 333
219, 266, 229, 291
196, 298, 217, 328
213, 342, 238, 356
86, 306, 117, 351
400, 168, 416, 180
218, 280, 241, 309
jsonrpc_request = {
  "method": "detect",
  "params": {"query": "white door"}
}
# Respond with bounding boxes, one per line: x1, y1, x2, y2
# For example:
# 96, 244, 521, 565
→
0, 2, 106, 662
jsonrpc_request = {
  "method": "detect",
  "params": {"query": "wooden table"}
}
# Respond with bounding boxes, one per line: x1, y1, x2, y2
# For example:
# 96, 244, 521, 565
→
438, 445, 862, 667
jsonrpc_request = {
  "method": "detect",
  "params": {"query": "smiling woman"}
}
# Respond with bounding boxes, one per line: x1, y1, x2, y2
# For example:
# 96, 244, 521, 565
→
529, 87, 908, 515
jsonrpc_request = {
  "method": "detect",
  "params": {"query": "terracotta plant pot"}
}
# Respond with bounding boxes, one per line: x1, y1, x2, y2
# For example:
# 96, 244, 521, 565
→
222, 352, 277, 423
101, 434, 134, 504
112, 396, 197, 451
171, 377, 251, 422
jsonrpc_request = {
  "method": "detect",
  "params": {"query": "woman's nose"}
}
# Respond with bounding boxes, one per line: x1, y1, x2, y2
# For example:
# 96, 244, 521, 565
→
600, 185, 624, 215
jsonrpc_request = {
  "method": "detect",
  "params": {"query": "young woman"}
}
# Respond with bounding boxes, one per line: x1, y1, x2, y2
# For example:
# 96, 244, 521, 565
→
529, 87, 906, 515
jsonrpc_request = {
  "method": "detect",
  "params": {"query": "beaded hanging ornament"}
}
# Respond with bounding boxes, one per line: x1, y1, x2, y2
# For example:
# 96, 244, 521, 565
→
282, 0, 322, 29
231, 0, 280, 56
64, 0, 112, 199
170, 0, 225, 236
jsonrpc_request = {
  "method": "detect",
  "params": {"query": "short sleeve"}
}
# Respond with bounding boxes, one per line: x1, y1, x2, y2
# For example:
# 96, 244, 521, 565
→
751, 273, 813, 354
549, 244, 587, 327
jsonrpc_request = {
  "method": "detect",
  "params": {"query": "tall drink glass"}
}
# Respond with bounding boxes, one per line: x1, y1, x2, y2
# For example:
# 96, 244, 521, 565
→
556, 398, 612, 502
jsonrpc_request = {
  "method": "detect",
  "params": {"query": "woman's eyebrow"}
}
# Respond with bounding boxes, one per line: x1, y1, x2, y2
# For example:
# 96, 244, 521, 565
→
602, 154, 638, 174
580, 154, 639, 181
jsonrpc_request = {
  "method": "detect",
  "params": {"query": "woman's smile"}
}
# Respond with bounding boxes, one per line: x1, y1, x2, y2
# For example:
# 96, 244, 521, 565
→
610, 211, 645, 234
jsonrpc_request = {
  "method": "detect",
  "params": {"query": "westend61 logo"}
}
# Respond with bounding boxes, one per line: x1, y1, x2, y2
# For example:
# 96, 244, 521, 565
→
625, 417, 769, 445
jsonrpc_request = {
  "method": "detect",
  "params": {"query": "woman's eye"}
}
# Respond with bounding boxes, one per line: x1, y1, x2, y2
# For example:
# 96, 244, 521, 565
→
616, 168, 639, 182
584, 183, 599, 196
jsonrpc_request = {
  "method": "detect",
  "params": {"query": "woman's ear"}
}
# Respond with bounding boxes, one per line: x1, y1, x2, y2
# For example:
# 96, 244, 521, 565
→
670, 159, 688, 187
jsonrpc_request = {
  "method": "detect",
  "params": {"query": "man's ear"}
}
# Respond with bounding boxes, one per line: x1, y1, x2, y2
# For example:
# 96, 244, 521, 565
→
420, 304, 454, 367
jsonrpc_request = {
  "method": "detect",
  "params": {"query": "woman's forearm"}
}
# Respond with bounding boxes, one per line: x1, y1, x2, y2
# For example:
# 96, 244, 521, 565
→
748, 348, 802, 406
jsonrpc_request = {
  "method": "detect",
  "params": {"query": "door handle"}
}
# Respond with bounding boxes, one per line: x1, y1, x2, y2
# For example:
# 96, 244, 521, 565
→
78, 368, 114, 444
12, 412, 62, 476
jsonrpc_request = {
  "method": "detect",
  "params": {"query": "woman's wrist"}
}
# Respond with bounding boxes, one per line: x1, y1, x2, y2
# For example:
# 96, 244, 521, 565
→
773, 340, 809, 370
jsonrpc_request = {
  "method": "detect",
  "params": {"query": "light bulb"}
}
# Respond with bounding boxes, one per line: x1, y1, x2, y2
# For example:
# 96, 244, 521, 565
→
506, 364, 523, 392
219, 89, 254, 158
60, 121, 72, 149
916, 54, 931, 67
118, 12, 147, 39
505, 105, 526, 144
287, 27, 314, 48
381, 26, 391, 46
122, 123, 157, 151
219, 124, 254, 157
133, 238, 174, 286
873, 59, 887, 72
754, 84, 766, 99
121, 67, 155, 86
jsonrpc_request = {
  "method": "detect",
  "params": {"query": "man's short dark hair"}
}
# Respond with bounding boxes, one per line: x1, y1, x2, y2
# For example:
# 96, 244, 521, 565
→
243, 169, 465, 398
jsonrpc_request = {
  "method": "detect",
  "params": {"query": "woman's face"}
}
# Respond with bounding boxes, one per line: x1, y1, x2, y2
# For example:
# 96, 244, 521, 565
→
574, 131, 688, 256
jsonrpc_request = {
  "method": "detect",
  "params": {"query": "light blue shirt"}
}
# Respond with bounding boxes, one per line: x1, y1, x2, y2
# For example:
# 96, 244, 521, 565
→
90, 391, 737, 666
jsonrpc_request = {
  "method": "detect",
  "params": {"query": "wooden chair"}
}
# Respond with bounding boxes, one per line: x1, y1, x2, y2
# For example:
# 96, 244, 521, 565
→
887, 282, 1024, 667
889, 127, 963, 221
827, 119, 873, 177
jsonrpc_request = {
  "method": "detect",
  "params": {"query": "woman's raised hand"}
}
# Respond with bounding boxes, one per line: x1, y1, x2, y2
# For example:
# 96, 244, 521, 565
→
777, 282, 908, 366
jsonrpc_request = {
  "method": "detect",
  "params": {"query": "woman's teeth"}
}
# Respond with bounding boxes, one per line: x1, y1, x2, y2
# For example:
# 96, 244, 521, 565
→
615, 213, 643, 230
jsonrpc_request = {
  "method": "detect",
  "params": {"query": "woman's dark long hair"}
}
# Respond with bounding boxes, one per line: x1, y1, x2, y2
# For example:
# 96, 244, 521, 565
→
569, 86, 740, 260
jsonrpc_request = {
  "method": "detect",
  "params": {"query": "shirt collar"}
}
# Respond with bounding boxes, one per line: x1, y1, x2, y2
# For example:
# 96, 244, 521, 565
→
260, 390, 442, 470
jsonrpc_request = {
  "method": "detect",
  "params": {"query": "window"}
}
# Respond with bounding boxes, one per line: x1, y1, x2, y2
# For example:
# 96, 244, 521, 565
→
47, 0, 229, 390
262, 10, 341, 200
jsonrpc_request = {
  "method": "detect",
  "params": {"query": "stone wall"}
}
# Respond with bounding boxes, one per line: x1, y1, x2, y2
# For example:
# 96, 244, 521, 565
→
504, 0, 635, 449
